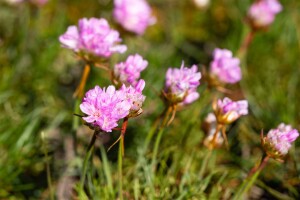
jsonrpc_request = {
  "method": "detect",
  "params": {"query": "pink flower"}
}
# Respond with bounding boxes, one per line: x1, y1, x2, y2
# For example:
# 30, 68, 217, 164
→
248, 0, 282, 29
114, 54, 148, 86
265, 123, 299, 156
59, 18, 127, 58
120, 79, 146, 117
113, 0, 156, 35
164, 62, 201, 105
213, 97, 248, 124
80, 85, 131, 132
210, 48, 241, 84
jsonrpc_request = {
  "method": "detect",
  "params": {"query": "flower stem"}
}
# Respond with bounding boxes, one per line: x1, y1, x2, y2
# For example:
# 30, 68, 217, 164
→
247, 155, 270, 178
118, 137, 123, 200
232, 155, 270, 200
237, 29, 256, 60
79, 130, 98, 190
151, 106, 172, 172
41, 132, 54, 200
210, 124, 223, 150
74, 63, 91, 99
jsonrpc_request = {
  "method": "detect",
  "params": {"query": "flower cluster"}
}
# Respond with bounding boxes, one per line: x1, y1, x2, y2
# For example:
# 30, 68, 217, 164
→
59, 18, 127, 58
164, 62, 201, 106
80, 81, 146, 132
80, 86, 131, 132
210, 48, 241, 84
113, 0, 156, 35
262, 123, 299, 161
248, 0, 282, 30
213, 97, 248, 124
114, 54, 148, 86
120, 79, 146, 117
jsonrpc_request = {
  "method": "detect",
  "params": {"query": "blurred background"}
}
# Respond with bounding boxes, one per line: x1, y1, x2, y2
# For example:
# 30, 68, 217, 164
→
0, 0, 300, 199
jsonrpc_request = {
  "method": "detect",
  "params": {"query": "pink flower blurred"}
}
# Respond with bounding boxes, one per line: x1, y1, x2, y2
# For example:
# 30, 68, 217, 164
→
114, 54, 148, 86
266, 123, 299, 155
164, 62, 201, 105
80, 85, 131, 132
248, 0, 282, 29
59, 18, 127, 58
214, 97, 248, 124
113, 0, 156, 35
210, 48, 241, 84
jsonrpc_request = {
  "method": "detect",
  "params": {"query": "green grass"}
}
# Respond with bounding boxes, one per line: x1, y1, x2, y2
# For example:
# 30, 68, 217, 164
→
0, 0, 300, 199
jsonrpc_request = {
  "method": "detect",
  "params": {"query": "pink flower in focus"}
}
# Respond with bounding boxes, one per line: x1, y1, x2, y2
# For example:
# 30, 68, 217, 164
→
214, 97, 248, 124
120, 79, 146, 117
59, 18, 127, 58
80, 85, 131, 132
248, 0, 282, 29
210, 48, 241, 84
113, 0, 156, 35
265, 123, 299, 156
114, 54, 148, 86
164, 62, 201, 105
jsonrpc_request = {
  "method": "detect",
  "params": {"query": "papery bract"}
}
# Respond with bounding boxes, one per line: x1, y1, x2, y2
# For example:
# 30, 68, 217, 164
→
113, 0, 156, 35
210, 48, 241, 84
59, 18, 127, 58
214, 97, 248, 124
164, 62, 201, 105
114, 54, 148, 86
80, 85, 131, 132
248, 0, 282, 29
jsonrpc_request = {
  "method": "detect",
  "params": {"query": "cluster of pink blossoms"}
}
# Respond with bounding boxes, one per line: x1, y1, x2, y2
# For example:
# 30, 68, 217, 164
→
248, 0, 282, 29
210, 48, 241, 84
114, 54, 148, 86
113, 0, 156, 35
213, 97, 248, 124
80, 80, 146, 132
164, 62, 201, 105
263, 123, 299, 158
59, 18, 127, 58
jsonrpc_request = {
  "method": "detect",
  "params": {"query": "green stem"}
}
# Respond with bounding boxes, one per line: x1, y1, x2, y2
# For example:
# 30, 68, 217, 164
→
80, 131, 98, 190
151, 106, 172, 173
118, 137, 123, 200
232, 155, 270, 200
199, 150, 212, 179
41, 132, 54, 200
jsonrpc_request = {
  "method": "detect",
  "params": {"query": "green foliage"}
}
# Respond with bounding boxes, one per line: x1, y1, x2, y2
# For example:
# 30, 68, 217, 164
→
0, 0, 300, 199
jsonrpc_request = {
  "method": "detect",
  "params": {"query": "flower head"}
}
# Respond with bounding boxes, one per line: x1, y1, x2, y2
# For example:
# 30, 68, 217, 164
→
59, 18, 127, 58
262, 123, 299, 161
80, 85, 131, 132
213, 97, 248, 124
113, 0, 156, 35
248, 0, 282, 30
164, 62, 201, 105
210, 48, 241, 84
114, 54, 148, 86
120, 79, 146, 117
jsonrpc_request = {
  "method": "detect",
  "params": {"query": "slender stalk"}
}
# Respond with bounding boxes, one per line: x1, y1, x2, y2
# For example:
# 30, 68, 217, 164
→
210, 124, 223, 150
247, 155, 270, 178
232, 155, 270, 200
41, 132, 54, 200
118, 138, 123, 200
74, 63, 91, 99
199, 150, 212, 179
237, 30, 256, 60
80, 131, 98, 190
120, 117, 128, 157
151, 106, 172, 172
